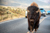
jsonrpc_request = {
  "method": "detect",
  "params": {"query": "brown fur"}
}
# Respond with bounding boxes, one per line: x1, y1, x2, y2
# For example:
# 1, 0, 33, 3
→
27, 2, 41, 32
31, 2, 38, 7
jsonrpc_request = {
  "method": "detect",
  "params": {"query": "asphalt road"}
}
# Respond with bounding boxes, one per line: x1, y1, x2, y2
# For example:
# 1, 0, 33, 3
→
0, 15, 50, 33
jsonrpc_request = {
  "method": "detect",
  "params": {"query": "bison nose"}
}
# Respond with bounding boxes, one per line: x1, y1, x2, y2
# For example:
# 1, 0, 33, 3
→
30, 19, 34, 21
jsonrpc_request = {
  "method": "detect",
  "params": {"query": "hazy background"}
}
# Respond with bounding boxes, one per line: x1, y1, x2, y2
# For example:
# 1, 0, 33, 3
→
0, 0, 50, 22
0, 0, 50, 10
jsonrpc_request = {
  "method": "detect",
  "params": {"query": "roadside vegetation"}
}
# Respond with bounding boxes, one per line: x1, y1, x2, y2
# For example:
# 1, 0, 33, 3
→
0, 6, 26, 22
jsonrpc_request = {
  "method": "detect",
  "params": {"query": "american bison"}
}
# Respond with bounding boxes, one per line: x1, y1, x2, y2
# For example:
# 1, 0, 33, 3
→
27, 2, 41, 33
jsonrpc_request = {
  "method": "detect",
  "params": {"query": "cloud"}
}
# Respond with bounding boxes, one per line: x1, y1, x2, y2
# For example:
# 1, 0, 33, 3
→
10, 1, 30, 7
38, 0, 50, 4
0, 0, 11, 5
0, 0, 50, 9
0, 0, 30, 7
11, 0, 30, 5
39, 5, 50, 8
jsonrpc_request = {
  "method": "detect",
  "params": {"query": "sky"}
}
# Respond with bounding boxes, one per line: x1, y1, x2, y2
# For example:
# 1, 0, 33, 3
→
0, 0, 50, 9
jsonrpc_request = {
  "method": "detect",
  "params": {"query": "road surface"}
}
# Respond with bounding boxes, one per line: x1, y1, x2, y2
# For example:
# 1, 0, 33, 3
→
0, 15, 50, 33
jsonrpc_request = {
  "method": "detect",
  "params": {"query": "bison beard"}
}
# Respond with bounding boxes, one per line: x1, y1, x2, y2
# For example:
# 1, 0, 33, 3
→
27, 2, 41, 33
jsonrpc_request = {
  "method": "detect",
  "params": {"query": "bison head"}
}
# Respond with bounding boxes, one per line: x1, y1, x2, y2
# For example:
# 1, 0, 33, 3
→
27, 6, 38, 23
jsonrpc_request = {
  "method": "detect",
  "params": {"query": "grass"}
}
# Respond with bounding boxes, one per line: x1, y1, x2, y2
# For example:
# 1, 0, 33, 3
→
0, 6, 25, 22
0, 13, 25, 22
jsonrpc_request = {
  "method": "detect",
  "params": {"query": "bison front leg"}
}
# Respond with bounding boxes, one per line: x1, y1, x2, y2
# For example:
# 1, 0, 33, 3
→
35, 26, 37, 33
30, 26, 35, 33
30, 26, 32, 32
32, 29, 35, 33
28, 27, 34, 33
35, 20, 39, 33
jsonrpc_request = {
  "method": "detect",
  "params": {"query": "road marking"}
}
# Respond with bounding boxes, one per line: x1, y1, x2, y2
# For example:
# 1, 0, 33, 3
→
40, 17, 47, 23
0, 18, 24, 24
